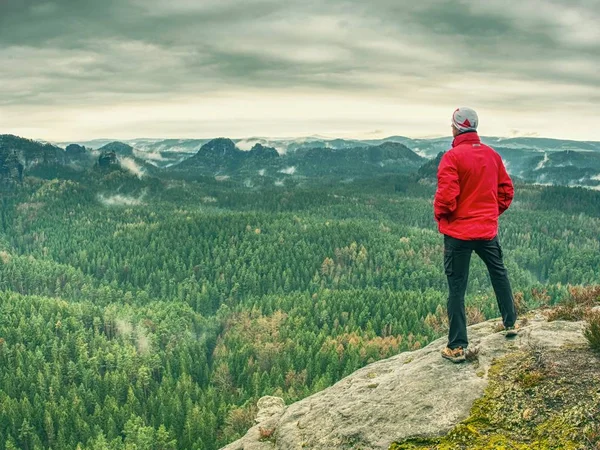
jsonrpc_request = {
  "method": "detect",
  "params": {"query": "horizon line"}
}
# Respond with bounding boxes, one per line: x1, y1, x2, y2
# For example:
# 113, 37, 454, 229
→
3, 131, 600, 146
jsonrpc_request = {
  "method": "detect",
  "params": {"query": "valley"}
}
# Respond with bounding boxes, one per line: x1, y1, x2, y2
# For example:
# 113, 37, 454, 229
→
1, 133, 599, 449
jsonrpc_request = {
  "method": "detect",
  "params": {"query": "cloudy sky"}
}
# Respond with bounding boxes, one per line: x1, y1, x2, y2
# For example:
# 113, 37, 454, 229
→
1, 0, 599, 141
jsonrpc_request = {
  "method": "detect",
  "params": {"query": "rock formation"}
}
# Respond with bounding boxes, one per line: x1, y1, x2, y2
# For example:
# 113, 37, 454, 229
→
0, 134, 65, 170
98, 151, 119, 169
221, 316, 587, 450
0, 150, 24, 185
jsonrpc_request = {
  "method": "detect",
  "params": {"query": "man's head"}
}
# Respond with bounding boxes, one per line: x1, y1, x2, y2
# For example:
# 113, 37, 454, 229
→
452, 107, 479, 137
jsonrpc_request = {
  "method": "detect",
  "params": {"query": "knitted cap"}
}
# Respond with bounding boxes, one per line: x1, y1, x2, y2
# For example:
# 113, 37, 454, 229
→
452, 107, 479, 132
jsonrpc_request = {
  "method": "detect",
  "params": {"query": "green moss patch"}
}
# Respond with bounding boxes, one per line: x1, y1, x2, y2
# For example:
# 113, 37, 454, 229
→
390, 346, 600, 450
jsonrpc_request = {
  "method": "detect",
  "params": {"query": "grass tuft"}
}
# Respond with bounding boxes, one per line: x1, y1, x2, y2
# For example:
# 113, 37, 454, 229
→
465, 347, 480, 363
584, 311, 600, 353
547, 285, 600, 322
258, 426, 276, 442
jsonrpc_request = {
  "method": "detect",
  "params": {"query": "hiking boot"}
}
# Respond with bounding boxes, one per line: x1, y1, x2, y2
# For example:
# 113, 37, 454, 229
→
441, 346, 466, 363
497, 324, 519, 338
504, 325, 519, 338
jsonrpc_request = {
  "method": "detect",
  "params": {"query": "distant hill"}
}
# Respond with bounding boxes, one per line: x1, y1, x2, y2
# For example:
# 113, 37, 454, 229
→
169, 138, 423, 179
414, 140, 600, 189
170, 138, 279, 176
65, 144, 87, 157
248, 143, 280, 160
0, 135, 161, 181
58, 138, 210, 169
7, 133, 600, 189
0, 148, 24, 186
0, 134, 66, 169
495, 148, 600, 188
486, 136, 600, 152
57, 135, 600, 158
291, 141, 424, 177
98, 141, 135, 157
417, 152, 444, 183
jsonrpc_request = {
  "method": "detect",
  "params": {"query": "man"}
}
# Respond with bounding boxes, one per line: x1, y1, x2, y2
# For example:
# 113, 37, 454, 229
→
434, 107, 518, 363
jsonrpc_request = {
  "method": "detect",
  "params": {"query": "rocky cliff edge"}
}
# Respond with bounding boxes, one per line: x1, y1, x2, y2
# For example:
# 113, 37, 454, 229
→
221, 315, 591, 450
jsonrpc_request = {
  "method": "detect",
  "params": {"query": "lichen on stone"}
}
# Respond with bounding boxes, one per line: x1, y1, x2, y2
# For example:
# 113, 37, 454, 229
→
390, 346, 600, 450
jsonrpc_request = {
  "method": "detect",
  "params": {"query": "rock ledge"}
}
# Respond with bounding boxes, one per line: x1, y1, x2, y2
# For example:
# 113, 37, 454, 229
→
221, 317, 586, 450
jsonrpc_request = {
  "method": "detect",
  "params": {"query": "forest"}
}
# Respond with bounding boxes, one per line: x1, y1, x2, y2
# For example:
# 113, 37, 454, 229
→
1, 166, 599, 449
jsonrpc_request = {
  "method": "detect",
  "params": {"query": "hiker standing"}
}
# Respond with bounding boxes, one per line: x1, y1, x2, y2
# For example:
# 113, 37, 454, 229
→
434, 107, 518, 363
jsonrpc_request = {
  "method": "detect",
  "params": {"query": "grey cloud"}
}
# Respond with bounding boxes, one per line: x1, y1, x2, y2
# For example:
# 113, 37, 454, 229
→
0, 0, 598, 129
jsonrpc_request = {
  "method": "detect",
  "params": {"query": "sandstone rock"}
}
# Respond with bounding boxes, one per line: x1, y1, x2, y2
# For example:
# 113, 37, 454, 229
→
255, 397, 286, 424
65, 144, 87, 157
223, 397, 286, 450
98, 151, 119, 168
221, 317, 586, 450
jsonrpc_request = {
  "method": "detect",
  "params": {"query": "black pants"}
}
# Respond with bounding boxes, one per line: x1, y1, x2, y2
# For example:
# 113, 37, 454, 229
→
444, 235, 516, 349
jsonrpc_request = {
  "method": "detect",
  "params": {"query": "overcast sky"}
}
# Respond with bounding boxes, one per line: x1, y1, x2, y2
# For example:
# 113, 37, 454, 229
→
1, 0, 599, 142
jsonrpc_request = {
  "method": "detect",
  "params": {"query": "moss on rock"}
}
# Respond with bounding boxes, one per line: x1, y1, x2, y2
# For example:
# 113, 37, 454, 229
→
390, 346, 600, 450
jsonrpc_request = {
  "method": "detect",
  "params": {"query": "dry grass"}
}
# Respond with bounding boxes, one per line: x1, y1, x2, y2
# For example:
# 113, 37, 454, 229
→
546, 285, 600, 322
258, 426, 276, 442
493, 322, 506, 333
465, 347, 480, 362
546, 302, 586, 322
513, 291, 528, 315
525, 340, 549, 371
466, 306, 485, 326
584, 311, 600, 353
569, 285, 600, 306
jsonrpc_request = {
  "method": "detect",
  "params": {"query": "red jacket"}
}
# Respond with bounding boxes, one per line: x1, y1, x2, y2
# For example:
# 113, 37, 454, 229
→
434, 132, 513, 240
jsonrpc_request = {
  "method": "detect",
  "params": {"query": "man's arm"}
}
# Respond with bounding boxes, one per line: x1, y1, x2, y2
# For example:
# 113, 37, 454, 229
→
434, 152, 460, 221
497, 157, 514, 215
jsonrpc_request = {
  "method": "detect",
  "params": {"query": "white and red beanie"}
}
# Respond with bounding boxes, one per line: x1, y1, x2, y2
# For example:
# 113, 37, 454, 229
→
452, 107, 479, 133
